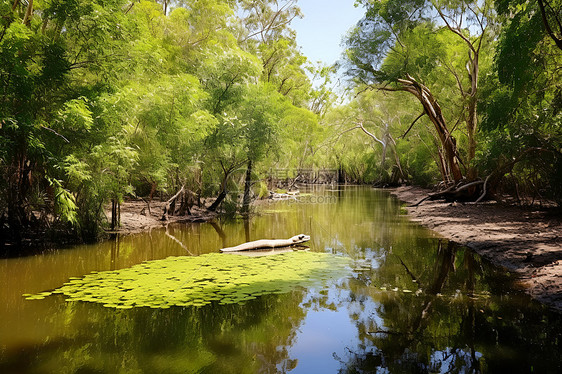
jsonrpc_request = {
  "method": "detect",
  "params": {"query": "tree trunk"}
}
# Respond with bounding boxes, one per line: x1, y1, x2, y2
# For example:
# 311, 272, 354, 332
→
22, 0, 33, 26
208, 190, 226, 212
466, 96, 478, 180
208, 165, 236, 212
397, 76, 464, 183
161, 186, 185, 220
242, 160, 253, 215
177, 189, 192, 216
388, 134, 405, 182
208, 171, 229, 212
380, 134, 388, 181
466, 52, 479, 180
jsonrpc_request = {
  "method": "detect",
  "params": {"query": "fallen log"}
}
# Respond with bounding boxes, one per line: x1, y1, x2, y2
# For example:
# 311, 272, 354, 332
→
219, 234, 311, 253
408, 180, 486, 207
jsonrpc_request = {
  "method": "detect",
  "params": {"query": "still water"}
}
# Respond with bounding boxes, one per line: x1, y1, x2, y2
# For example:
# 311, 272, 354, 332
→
1, 187, 561, 373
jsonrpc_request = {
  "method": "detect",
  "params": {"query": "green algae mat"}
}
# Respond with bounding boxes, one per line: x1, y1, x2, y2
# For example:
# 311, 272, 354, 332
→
24, 251, 351, 309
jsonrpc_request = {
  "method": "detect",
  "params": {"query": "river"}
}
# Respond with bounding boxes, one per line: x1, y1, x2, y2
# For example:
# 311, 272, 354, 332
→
1, 186, 561, 373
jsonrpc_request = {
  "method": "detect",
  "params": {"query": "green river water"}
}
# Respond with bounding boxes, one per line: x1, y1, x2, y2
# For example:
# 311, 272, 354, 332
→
1, 186, 561, 373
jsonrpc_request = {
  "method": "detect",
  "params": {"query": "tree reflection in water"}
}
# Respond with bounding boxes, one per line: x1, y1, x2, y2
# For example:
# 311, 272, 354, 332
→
329, 240, 562, 373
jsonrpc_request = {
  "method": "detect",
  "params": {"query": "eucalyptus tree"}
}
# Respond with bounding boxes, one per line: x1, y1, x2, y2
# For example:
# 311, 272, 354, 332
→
196, 43, 262, 211
320, 89, 419, 185
346, 0, 496, 184
237, 0, 312, 106
236, 83, 283, 212
307, 62, 338, 117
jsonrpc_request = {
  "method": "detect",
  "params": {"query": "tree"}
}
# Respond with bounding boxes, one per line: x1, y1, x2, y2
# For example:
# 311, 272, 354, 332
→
204, 83, 283, 212
346, 0, 495, 184
477, 0, 562, 204
538, 0, 562, 50
0, 0, 326, 246
237, 0, 312, 106
0, 0, 133, 241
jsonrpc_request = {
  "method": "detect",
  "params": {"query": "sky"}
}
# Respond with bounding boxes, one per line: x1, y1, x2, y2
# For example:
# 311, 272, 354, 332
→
291, 0, 365, 66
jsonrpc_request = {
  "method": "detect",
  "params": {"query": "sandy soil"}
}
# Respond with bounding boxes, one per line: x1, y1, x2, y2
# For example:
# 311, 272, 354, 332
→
390, 186, 562, 312
114, 199, 218, 234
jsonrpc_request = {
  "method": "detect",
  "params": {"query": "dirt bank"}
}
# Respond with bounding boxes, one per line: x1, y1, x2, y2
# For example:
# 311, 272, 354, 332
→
114, 199, 218, 234
390, 185, 562, 312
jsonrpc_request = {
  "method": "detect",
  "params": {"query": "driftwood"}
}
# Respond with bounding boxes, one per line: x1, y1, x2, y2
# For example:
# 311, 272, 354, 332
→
409, 179, 486, 207
220, 234, 310, 253
408, 147, 555, 207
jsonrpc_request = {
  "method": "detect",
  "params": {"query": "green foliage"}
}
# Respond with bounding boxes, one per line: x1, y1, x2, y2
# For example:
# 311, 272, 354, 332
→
0, 0, 322, 244
3, 0, 561, 247
477, 0, 562, 203
54, 97, 94, 132
48, 177, 79, 226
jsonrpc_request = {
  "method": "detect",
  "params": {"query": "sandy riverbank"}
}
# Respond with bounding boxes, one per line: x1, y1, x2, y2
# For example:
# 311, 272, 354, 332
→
113, 199, 218, 234
390, 185, 562, 312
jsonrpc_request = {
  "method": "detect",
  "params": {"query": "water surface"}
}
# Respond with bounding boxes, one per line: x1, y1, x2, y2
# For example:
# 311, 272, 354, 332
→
1, 187, 561, 373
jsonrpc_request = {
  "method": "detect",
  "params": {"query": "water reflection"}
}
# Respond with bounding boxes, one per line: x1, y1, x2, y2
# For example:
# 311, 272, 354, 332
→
1, 187, 561, 373
1, 292, 308, 373
320, 239, 562, 373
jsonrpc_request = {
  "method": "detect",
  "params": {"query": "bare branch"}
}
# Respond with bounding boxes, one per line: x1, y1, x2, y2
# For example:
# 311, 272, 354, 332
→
400, 112, 425, 139
432, 1, 476, 53
443, 61, 466, 97
354, 122, 385, 146
41, 125, 70, 143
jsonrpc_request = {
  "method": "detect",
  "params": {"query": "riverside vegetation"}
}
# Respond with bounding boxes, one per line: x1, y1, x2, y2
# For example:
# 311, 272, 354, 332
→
1, 0, 561, 250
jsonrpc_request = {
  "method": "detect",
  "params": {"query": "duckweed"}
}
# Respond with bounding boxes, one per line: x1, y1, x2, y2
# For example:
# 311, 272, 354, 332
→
25, 251, 351, 309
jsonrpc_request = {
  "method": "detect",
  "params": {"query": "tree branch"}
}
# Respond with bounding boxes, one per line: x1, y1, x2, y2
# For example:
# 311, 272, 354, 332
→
432, 2, 476, 53
41, 125, 70, 143
354, 121, 385, 146
399, 112, 425, 139
538, 0, 562, 50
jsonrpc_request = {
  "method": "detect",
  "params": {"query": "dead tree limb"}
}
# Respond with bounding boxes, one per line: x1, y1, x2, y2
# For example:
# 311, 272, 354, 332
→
140, 197, 151, 216
475, 174, 491, 203
161, 186, 185, 220
408, 184, 456, 207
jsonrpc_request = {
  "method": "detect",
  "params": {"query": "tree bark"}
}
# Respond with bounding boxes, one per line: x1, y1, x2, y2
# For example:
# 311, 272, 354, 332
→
466, 51, 479, 180
161, 186, 185, 220
395, 76, 464, 183
22, 0, 33, 26
207, 183, 226, 212
380, 132, 388, 180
